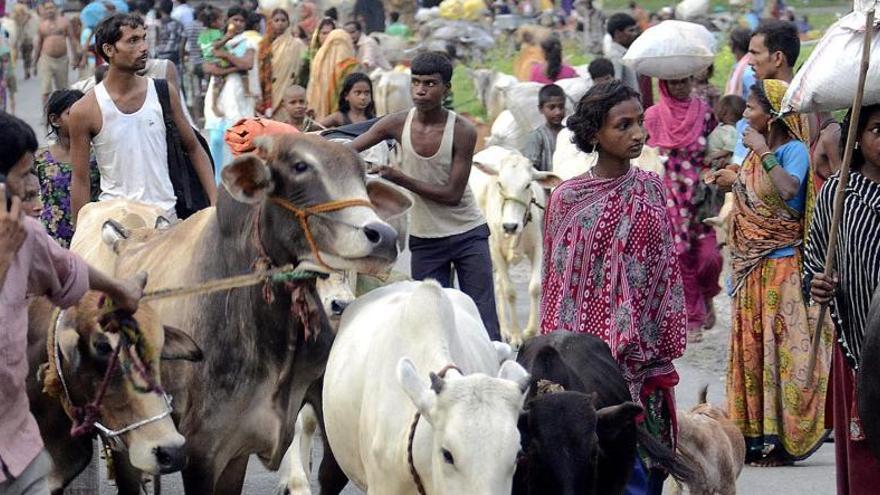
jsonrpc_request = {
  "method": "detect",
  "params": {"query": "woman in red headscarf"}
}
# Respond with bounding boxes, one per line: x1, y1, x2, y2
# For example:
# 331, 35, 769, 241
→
644, 77, 722, 340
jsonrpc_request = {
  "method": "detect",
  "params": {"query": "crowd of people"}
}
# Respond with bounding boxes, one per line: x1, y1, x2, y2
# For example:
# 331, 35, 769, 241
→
0, 0, 879, 494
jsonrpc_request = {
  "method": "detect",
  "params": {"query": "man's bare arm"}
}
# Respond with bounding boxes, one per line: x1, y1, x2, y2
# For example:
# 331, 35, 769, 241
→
379, 118, 477, 206
822, 125, 842, 175
66, 19, 82, 66
69, 98, 96, 224
350, 113, 399, 152
168, 82, 217, 204
217, 47, 254, 71
33, 26, 43, 63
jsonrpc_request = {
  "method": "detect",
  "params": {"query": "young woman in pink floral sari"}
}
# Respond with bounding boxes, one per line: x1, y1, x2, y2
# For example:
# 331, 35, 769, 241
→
541, 81, 687, 494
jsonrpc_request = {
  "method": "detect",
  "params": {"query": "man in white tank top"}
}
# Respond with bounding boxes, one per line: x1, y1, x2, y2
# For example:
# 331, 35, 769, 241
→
352, 52, 500, 341
68, 13, 216, 224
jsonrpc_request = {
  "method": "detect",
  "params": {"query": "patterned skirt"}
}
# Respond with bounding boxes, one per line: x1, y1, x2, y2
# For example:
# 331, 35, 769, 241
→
726, 252, 833, 460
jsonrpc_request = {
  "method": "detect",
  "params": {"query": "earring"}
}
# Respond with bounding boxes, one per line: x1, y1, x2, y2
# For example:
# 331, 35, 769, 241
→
855, 141, 860, 150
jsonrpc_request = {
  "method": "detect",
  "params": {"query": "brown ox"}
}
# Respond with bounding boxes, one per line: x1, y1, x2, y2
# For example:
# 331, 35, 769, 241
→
27, 293, 202, 494
101, 134, 410, 493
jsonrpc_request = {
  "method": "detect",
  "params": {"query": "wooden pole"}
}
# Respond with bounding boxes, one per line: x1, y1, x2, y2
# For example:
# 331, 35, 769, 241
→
806, 8, 876, 387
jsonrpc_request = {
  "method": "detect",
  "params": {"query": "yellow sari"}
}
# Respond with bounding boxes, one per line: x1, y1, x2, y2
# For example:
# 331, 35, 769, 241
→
270, 31, 306, 117
306, 29, 358, 119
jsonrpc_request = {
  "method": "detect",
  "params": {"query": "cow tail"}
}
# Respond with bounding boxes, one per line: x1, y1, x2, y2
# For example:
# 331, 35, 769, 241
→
636, 425, 697, 484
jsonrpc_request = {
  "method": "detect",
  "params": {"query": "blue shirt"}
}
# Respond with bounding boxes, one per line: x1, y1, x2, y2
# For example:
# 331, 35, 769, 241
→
732, 119, 748, 165
741, 66, 757, 101
767, 140, 810, 258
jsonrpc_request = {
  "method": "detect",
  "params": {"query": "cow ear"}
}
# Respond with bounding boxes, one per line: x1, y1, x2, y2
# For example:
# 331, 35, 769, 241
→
398, 358, 436, 420
161, 326, 203, 361
596, 401, 642, 443
493, 341, 514, 364
58, 329, 82, 373
472, 161, 499, 176
366, 177, 413, 223
532, 171, 564, 189
530, 346, 575, 392
499, 360, 530, 394
221, 154, 274, 204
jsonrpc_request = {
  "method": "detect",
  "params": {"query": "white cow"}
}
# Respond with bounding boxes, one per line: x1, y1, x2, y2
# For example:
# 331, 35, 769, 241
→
322, 281, 529, 495
469, 68, 518, 124
371, 67, 413, 116
470, 147, 561, 347
552, 126, 666, 180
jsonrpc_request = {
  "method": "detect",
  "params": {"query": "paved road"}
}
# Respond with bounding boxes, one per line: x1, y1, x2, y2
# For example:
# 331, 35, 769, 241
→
10, 63, 835, 495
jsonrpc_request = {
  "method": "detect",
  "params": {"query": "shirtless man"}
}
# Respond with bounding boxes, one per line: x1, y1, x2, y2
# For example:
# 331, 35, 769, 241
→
69, 13, 216, 223
351, 51, 500, 341
34, 0, 81, 107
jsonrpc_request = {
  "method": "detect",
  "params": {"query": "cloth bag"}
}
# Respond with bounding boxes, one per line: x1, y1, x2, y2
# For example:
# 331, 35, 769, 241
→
154, 79, 214, 220
224, 117, 300, 156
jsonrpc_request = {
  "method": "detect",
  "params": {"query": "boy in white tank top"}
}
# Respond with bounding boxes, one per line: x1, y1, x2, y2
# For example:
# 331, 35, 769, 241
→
352, 52, 500, 341
68, 13, 216, 224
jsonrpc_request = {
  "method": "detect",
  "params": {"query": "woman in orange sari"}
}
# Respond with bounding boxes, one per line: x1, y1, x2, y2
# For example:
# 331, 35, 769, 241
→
306, 28, 358, 120
712, 79, 832, 467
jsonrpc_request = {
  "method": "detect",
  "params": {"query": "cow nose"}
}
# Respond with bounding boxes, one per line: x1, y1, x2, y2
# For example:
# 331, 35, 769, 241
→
154, 445, 186, 474
330, 299, 349, 316
502, 223, 518, 234
362, 222, 398, 246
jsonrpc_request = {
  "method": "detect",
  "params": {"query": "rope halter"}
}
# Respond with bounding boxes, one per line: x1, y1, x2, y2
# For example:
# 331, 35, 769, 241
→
269, 196, 376, 270
496, 182, 545, 229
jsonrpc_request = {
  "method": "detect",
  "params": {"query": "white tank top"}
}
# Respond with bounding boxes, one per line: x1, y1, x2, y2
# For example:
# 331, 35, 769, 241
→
400, 108, 485, 238
93, 78, 177, 212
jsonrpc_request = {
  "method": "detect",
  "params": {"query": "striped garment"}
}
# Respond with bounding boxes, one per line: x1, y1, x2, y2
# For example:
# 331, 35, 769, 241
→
804, 171, 880, 368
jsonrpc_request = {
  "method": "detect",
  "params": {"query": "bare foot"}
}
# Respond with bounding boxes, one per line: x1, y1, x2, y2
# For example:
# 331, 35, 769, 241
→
750, 452, 794, 467
703, 301, 716, 330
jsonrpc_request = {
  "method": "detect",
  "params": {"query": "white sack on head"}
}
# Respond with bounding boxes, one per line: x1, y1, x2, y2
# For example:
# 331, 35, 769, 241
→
855, 0, 880, 15
623, 20, 716, 79
486, 110, 531, 151
675, 0, 710, 20
782, 12, 880, 113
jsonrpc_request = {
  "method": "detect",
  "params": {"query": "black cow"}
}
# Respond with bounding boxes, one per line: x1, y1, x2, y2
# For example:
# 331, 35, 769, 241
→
858, 285, 880, 461
515, 331, 694, 495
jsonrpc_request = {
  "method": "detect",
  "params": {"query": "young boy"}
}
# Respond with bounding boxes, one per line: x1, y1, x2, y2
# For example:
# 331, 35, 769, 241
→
523, 84, 565, 172
281, 84, 322, 132
587, 57, 615, 85
706, 94, 745, 167
351, 51, 500, 341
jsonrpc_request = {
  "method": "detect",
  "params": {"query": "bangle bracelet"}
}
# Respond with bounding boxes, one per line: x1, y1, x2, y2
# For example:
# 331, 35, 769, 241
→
762, 154, 780, 172
759, 151, 774, 161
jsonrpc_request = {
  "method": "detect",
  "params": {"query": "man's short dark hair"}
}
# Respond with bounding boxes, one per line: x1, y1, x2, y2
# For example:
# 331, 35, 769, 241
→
226, 6, 247, 19
606, 13, 636, 36
754, 20, 800, 69
538, 84, 566, 106
729, 27, 752, 55
411, 51, 453, 85
157, 0, 173, 16
95, 13, 145, 60
588, 57, 614, 80
345, 20, 362, 32
389, 11, 400, 22
0, 111, 38, 176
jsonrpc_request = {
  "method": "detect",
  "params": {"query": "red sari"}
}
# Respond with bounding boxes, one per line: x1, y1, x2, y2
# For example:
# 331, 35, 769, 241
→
540, 167, 687, 404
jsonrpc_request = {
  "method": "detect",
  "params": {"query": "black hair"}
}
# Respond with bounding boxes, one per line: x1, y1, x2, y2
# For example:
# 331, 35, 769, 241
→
45, 89, 85, 136
197, 4, 218, 25
337, 72, 376, 118
245, 12, 262, 31
588, 57, 614, 80
606, 12, 636, 36
389, 11, 400, 22
842, 104, 880, 171
0, 111, 38, 176
317, 17, 336, 35
226, 6, 248, 20
411, 51, 453, 84
94, 64, 109, 83
95, 13, 145, 60
716, 94, 745, 123
753, 20, 800, 69
538, 84, 565, 107
324, 7, 338, 21
541, 36, 563, 81
270, 8, 290, 21
345, 20, 362, 32
567, 81, 640, 154
729, 27, 752, 56
157, 0, 173, 16
134, 0, 151, 16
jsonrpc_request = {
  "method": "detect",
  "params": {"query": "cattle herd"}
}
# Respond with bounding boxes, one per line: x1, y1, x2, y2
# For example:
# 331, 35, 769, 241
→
25, 132, 746, 494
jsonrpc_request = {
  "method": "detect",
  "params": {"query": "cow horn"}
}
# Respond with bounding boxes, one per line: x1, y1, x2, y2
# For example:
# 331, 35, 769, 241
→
536, 379, 565, 396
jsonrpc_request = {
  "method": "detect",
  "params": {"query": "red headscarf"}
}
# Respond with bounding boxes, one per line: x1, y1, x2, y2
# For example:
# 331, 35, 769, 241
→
644, 80, 710, 149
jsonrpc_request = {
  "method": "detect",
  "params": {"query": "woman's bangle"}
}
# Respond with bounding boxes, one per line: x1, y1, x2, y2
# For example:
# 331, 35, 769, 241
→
759, 150, 774, 161
761, 153, 780, 172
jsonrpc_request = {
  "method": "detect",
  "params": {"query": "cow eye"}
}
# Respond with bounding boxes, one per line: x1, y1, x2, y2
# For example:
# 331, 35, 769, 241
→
441, 448, 455, 465
293, 161, 309, 173
94, 340, 114, 357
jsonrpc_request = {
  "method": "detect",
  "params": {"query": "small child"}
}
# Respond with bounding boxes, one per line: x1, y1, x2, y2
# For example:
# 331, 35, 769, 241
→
281, 84, 322, 132
587, 57, 615, 85
200, 8, 250, 117
319, 72, 376, 129
523, 84, 566, 172
706, 94, 746, 168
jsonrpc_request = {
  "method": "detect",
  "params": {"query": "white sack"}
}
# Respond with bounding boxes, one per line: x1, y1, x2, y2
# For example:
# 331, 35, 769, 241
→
552, 127, 665, 180
623, 20, 715, 79
486, 110, 531, 151
782, 12, 880, 113
502, 77, 592, 133
675, 0, 710, 20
